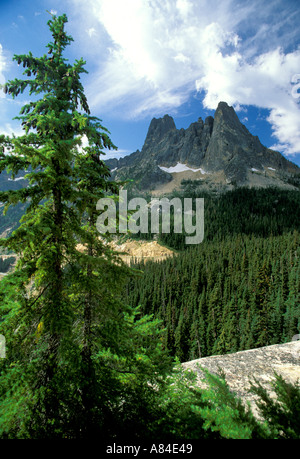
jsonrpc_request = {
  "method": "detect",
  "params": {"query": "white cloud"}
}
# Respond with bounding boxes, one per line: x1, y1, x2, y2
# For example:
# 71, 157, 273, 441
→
195, 46, 300, 155
176, 0, 192, 17
75, 135, 129, 159
0, 123, 24, 138
67, 0, 300, 156
87, 27, 96, 38
103, 148, 131, 160
267, 103, 300, 156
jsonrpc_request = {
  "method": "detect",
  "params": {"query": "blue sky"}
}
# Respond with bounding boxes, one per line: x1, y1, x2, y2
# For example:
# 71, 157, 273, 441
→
0, 0, 300, 166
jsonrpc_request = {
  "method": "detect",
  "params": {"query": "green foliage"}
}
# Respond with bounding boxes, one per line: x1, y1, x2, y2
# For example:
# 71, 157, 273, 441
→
0, 13, 171, 439
159, 187, 300, 250
0, 257, 15, 273
127, 231, 300, 362
190, 368, 268, 439
250, 373, 300, 439
148, 362, 221, 439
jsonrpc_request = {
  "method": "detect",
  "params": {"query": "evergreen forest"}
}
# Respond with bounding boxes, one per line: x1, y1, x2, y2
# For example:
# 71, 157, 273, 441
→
125, 186, 300, 361
127, 230, 299, 362
0, 13, 299, 442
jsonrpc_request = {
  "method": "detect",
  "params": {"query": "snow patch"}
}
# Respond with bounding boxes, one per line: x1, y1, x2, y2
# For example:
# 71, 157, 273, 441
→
8, 176, 26, 181
158, 162, 207, 174
268, 167, 276, 171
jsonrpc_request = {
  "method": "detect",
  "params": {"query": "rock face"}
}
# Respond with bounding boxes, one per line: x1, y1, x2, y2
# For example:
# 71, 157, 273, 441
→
182, 340, 300, 419
106, 101, 299, 192
203, 102, 297, 184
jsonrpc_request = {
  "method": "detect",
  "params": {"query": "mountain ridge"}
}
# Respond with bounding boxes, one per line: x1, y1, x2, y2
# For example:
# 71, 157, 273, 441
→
106, 101, 299, 192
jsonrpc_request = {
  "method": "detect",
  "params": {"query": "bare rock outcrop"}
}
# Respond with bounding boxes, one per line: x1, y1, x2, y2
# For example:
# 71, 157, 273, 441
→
110, 239, 175, 264
182, 340, 300, 418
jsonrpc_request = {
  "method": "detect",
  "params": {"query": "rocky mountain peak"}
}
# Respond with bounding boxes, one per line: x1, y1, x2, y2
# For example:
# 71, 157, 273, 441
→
202, 101, 298, 184
212, 101, 249, 137
105, 101, 299, 192
144, 114, 176, 147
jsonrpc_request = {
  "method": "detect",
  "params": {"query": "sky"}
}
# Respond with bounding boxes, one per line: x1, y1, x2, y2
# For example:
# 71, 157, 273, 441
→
0, 0, 299, 166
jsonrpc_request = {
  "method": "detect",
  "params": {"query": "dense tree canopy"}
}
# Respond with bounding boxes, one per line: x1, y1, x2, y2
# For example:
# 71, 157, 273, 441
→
127, 231, 299, 361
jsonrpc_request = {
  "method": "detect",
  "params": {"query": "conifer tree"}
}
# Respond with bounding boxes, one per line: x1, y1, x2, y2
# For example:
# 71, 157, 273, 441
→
0, 12, 116, 437
0, 13, 170, 439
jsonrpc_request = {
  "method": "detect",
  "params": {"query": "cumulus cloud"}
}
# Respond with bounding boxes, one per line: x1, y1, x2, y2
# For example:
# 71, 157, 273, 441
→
52, 0, 300, 157
196, 46, 300, 155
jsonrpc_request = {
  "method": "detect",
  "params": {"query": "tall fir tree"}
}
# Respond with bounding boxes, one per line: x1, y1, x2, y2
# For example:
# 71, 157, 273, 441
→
0, 13, 171, 439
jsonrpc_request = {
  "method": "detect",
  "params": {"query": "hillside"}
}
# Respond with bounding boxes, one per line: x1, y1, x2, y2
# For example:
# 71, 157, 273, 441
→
126, 229, 300, 362
109, 239, 175, 264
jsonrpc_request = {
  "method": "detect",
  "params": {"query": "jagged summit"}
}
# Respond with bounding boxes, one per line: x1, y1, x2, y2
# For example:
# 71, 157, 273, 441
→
144, 114, 176, 146
215, 100, 241, 124
107, 101, 299, 192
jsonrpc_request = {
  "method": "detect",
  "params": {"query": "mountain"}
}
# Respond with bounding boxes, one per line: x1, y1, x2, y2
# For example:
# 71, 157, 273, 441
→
1, 101, 299, 236
0, 170, 28, 192
106, 101, 300, 193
